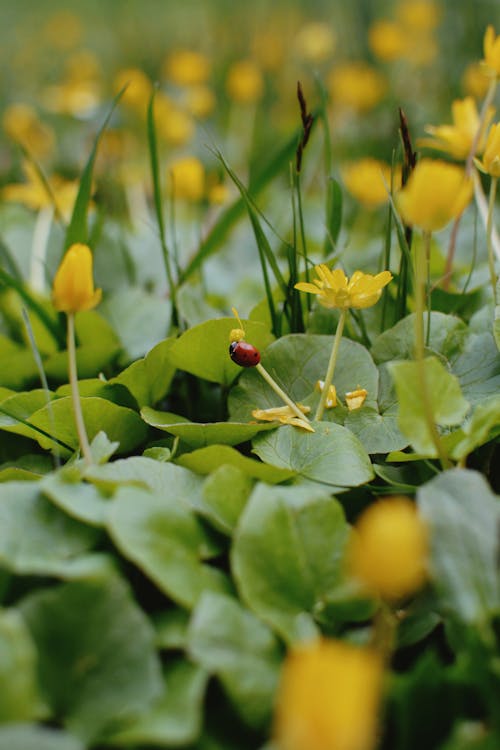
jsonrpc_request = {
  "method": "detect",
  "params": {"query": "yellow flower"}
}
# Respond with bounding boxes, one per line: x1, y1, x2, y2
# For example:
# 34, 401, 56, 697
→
368, 20, 406, 62
295, 266, 392, 310
476, 123, 500, 177
163, 50, 211, 86
114, 68, 153, 112
345, 388, 368, 411
2, 161, 79, 222
349, 496, 428, 601
52, 243, 102, 313
396, 0, 440, 32
396, 159, 473, 231
168, 157, 205, 202
252, 405, 314, 432
183, 85, 216, 118
341, 158, 401, 209
482, 25, 500, 78
226, 60, 264, 104
328, 63, 386, 113
315, 381, 337, 408
294, 22, 336, 63
419, 97, 494, 160
155, 95, 195, 146
274, 638, 382, 750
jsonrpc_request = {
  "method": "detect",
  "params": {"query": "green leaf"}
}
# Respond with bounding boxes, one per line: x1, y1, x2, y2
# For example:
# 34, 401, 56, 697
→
56, 380, 138, 410
188, 592, 281, 728
0, 336, 38, 389
107, 660, 208, 747
417, 469, 500, 625
252, 422, 374, 490
0, 609, 42, 722
20, 576, 163, 743
141, 407, 278, 448
450, 395, 500, 460
154, 608, 190, 650
231, 483, 351, 641
200, 465, 253, 535
64, 90, 124, 249
176, 445, 295, 484
168, 318, 274, 386
0, 725, 84, 750
41, 470, 111, 526
324, 176, 343, 250
229, 334, 379, 421
449, 331, 500, 405
345, 406, 408, 454
371, 312, 466, 364
111, 337, 176, 408
28, 397, 149, 456
43, 345, 121, 381
0, 482, 100, 577
106, 486, 230, 608
389, 357, 470, 455
99, 288, 171, 361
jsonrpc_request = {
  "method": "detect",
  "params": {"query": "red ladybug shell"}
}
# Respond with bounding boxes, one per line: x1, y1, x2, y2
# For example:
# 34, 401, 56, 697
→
229, 340, 261, 367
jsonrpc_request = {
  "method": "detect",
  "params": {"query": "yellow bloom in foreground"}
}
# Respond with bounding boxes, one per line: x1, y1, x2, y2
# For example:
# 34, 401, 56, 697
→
341, 158, 400, 208
226, 60, 264, 104
345, 388, 368, 411
349, 497, 428, 601
274, 638, 383, 750
252, 405, 314, 432
419, 97, 493, 160
482, 25, 500, 78
476, 123, 500, 177
295, 266, 392, 310
396, 159, 473, 231
52, 244, 102, 313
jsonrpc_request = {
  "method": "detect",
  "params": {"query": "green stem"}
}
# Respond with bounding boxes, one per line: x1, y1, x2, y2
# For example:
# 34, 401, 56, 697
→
255, 363, 310, 426
67, 313, 92, 466
487, 176, 498, 300
314, 309, 346, 422
415, 233, 450, 469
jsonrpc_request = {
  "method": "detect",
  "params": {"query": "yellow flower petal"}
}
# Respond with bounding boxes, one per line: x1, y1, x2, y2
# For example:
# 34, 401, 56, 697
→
345, 388, 368, 411
52, 243, 102, 313
295, 266, 392, 311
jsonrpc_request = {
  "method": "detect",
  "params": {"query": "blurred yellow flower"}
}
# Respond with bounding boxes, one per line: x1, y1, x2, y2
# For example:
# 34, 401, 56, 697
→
52, 243, 102, 313
155, 95, 195, 146
163, 50, 211, 86
226, 60, 264, 104
183, 85, 216, 118
42, 10, 83, 50
294, 21, 336, 63
482, 25, 500, 78
208, 182, 230, 205
368, 20, 406, 62
114, 68, 153, 112
345, 388, 368, 411
396, 0, 440, 32
328, 63, 386, 113
462, 61, 491, 100
396, 158, 473, 231
274, 638, 382, 750
3, 103, 55, 159
251, 28, 286, 70
341, 158, 400, 208
2, 161, 79, 222
295, 266, 392, 310
349, 496, 428, 601
475, 123, 500, 177
252, 405, 314, 432
419, 97, 494, 160
168, 156, 205, 202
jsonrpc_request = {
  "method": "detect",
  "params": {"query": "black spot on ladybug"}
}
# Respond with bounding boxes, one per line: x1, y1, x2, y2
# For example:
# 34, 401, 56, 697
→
229, 341, 261, 367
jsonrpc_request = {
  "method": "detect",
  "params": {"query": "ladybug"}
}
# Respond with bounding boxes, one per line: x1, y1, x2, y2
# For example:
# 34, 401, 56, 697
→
229, 340, 261, 367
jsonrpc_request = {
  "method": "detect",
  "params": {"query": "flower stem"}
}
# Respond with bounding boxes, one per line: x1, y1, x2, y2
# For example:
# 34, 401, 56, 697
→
255, 363, 310, 426
415, 233, 450, 469
67, 313, 92, 466
487, 176, 498, 299
314, 308, 346, 422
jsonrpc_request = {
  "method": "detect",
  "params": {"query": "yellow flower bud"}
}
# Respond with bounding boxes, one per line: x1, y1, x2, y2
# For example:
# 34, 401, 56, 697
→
274, 638, 383, 750
349, 496, 428, 601
52, 243, 102, 313
476, 123, 500, 178
482, 25, 500, 78
396, 159, 473, 232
